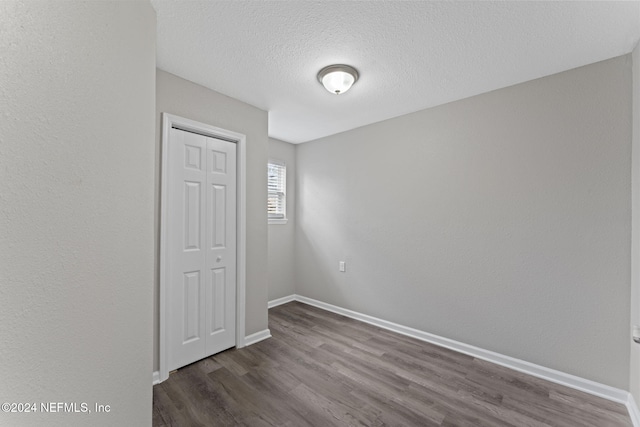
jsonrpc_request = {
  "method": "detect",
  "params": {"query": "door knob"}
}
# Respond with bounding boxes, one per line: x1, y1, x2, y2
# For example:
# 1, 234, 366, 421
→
216, 256, 222, 262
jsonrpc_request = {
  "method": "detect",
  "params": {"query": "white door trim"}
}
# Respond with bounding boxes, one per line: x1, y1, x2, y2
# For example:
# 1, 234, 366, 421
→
159, 113, 246, 383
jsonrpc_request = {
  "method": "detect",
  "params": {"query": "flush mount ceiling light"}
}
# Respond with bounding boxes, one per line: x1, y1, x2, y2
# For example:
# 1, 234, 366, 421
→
317, 64, 359, 95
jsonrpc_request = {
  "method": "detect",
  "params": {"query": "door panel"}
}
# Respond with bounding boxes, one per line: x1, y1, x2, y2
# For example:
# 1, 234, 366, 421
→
182, 271, 201, 344
183, 181, 201, 250
167, 128, 236, 371
205, 137, 236, 355
210, 267, 226, 333
210, 184, 226, 248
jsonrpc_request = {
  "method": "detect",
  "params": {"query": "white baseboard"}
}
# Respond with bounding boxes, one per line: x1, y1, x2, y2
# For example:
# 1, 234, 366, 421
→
628, 394, 640, 427
244, 328, 272, 346
152, 371, 160, 385
270, 293, 635, 417
268, 294, 296, 308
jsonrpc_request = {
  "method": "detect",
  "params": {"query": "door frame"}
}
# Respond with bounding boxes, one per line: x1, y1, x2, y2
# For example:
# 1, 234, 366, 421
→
158, 113, 247, 383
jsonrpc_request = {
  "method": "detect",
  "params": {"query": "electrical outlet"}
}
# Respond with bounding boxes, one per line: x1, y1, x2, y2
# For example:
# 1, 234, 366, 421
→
339, 261, 346, 272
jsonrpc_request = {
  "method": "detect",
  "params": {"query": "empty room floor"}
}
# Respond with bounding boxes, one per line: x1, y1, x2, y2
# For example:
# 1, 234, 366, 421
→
153, 302, 632, 426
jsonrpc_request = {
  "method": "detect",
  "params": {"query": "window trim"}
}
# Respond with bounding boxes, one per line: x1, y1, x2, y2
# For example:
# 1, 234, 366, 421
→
269, 218, 288, 225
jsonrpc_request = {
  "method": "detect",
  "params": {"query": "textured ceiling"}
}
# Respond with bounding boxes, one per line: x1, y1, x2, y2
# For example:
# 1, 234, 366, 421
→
152, 1, 640, 144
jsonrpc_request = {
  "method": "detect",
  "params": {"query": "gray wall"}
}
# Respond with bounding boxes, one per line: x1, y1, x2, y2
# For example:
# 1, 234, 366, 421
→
155, 70, 269, 371
268, 138, 297, 300
631, 42, 640, 404
0, 2, 156, 425
295, 56, 632, 389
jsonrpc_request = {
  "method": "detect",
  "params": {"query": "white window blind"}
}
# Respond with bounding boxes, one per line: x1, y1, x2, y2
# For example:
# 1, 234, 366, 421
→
268, 162, 286, 219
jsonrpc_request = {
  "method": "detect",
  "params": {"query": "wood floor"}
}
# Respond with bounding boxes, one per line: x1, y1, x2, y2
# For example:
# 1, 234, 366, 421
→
153, 302, 632, 426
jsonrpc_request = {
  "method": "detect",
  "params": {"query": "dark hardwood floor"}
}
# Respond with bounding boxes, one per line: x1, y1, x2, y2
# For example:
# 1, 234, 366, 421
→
153, 301, 632, 426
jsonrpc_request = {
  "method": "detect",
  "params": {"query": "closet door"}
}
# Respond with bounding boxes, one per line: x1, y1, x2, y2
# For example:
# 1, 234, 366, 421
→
204, 136, 236, 356
167, 128, 236, 371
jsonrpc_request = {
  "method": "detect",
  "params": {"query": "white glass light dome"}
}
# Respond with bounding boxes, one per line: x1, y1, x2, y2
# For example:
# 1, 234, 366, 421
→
317, 65, 359, 95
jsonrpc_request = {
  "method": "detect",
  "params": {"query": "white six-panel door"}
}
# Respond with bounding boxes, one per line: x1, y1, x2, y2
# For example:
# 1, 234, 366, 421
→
167, 128, 236, 371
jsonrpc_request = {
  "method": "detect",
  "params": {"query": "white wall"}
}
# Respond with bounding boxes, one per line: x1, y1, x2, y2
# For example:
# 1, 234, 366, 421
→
154, 70, 269, 371
295, 55, 632, 389
631, 42, 640, 406
268, 138, 296, 300
0, 2, 156, 426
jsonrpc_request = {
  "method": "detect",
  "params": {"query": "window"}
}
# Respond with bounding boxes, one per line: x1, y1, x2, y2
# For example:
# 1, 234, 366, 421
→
268, 161, 287, 223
